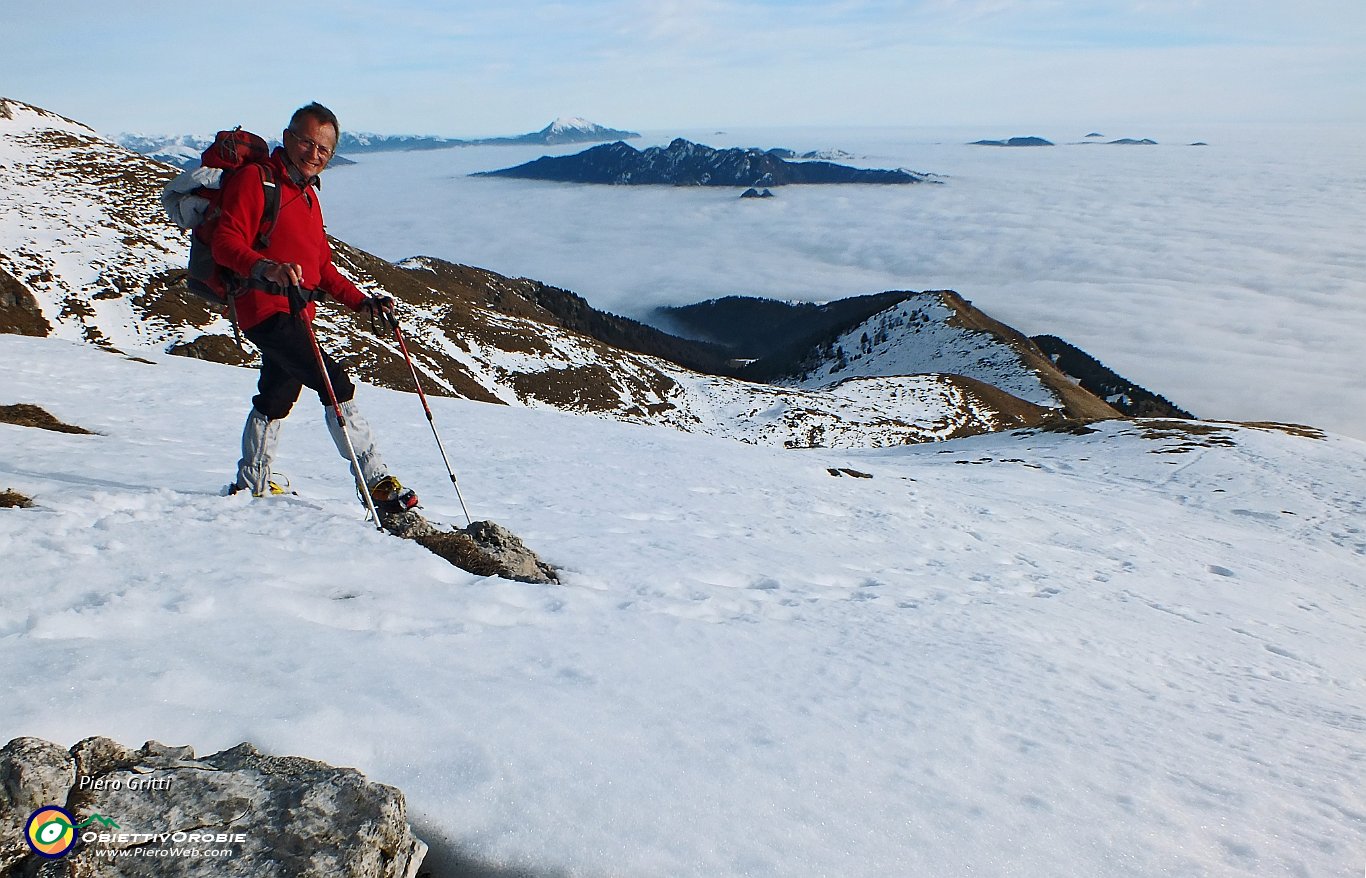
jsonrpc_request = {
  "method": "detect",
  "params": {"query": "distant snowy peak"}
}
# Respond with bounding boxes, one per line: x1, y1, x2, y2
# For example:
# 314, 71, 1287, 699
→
314, 119, 640, 154
114, 132, 211, 153
112, 118, 641, 164
534, 117, 640, 145
113, 131, 274, 169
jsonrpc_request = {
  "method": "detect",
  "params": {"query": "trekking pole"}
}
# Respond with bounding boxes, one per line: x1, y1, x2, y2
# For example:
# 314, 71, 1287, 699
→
385, 310, 473, 527
227, 296, 244, 351
298, 287, 384, 531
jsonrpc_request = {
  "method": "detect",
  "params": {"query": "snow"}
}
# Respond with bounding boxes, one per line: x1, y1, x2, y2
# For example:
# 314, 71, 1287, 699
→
784, 295, 1060, 407
547, 117, 596, 133
4, 333, 1364, 876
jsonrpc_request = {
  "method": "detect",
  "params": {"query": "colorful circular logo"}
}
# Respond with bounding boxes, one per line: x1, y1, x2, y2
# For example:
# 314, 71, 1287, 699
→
25, 806, 77, 858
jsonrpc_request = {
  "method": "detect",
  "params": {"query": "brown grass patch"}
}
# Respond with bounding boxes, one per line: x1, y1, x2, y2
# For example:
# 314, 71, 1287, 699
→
1135, 419, 1226, 437
130, 269, 221, 330
510, 364, 625, 412
1229, 421, 1327, 440
0, 489, 34, 508
1128, 419, 1238, 453
0, 404, 95, 434
167, 334, 257, 366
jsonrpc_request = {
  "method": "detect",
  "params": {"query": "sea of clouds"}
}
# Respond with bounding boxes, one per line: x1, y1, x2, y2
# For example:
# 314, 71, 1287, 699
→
322, 124, 1366, 440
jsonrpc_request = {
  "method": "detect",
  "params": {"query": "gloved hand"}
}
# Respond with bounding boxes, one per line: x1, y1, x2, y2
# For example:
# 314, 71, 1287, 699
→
254, 260, 305, 289
358, 295, 397, 322
287, 283, 320, 317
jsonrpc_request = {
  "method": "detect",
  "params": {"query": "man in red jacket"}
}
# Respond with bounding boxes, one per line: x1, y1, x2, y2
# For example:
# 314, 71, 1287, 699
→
215, 101, 418, 513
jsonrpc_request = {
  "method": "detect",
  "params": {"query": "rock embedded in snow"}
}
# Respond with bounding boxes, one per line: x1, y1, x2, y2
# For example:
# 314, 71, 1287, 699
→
0, 736, 427, 878
379, 511, 559, 584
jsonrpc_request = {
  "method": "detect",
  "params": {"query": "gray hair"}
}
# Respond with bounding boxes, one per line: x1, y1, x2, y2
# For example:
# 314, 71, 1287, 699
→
289, 101, 340, 136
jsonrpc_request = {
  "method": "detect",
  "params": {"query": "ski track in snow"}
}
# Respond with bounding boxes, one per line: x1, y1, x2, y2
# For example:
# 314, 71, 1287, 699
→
2, 335, 1365, 877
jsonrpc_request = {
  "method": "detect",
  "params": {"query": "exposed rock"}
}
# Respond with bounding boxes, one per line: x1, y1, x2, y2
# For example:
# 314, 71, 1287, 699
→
463, 520, 560, 584
381, 511, 559, 584
0, 261, 51, 337
0, 736, 427, 878
740, 188, 775, 199
0, 738, 77, 874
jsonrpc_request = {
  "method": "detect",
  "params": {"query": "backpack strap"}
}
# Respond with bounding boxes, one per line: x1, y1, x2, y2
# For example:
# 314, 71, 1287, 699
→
254, 164, 281, 250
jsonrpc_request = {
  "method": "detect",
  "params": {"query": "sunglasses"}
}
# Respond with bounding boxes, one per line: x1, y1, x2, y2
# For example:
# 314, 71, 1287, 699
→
286, 129, 335, 160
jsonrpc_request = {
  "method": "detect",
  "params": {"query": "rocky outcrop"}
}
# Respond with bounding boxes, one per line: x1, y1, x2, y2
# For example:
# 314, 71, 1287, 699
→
0, 261, 51, 337
0, 736, 427, 878
380, 512, 560, 584
474, 139, 930, 186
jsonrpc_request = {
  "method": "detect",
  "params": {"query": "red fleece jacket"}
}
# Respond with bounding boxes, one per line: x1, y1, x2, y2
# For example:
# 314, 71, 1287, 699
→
210, 149, 365, 330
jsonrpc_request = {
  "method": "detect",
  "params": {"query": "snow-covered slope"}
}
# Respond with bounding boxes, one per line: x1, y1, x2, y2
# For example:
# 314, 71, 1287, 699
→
0, 97, 1066, 448
780, 290, 1119, 420
0, 99, 188, 348
3, 333, 1363, 877
787, 293, 1059, 402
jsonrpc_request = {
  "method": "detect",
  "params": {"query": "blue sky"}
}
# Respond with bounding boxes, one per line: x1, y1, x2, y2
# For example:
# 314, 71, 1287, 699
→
5, 0, 1363, 137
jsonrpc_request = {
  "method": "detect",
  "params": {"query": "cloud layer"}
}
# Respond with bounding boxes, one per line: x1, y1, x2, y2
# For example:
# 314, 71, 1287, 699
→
322, 124, 1366, 439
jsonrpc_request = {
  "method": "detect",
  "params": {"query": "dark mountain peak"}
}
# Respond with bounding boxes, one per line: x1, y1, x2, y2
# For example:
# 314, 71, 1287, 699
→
971, 136, 1054, 147
475, 139, 932, 187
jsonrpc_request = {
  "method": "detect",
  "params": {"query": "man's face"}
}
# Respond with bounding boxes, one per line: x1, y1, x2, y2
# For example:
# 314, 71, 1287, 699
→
284, 116, 337, 179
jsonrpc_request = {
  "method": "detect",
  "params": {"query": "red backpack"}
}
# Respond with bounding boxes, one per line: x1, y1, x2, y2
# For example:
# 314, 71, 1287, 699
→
162, 127, 281, 305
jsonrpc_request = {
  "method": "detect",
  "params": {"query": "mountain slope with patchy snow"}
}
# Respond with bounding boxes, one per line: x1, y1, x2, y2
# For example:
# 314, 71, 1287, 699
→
2, 333, 1363, 877
776, 290, 1119, 419
0, 96, 1086, 448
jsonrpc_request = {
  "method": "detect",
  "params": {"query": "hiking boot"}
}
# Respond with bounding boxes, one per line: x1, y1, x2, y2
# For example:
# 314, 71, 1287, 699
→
368, 475, 419, 513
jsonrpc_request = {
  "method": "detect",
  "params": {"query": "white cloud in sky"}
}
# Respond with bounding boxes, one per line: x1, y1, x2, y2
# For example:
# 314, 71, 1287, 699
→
3, 0, 1363, 136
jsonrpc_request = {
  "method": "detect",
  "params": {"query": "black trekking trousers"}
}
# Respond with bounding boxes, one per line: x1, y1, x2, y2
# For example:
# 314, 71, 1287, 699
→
244, 312, 355, 420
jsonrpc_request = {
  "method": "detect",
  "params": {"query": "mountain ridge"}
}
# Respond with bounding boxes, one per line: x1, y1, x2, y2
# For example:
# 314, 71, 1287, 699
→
1, 96, 1143, 449
115, 118, 642, 167
474, 138, 931, 187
